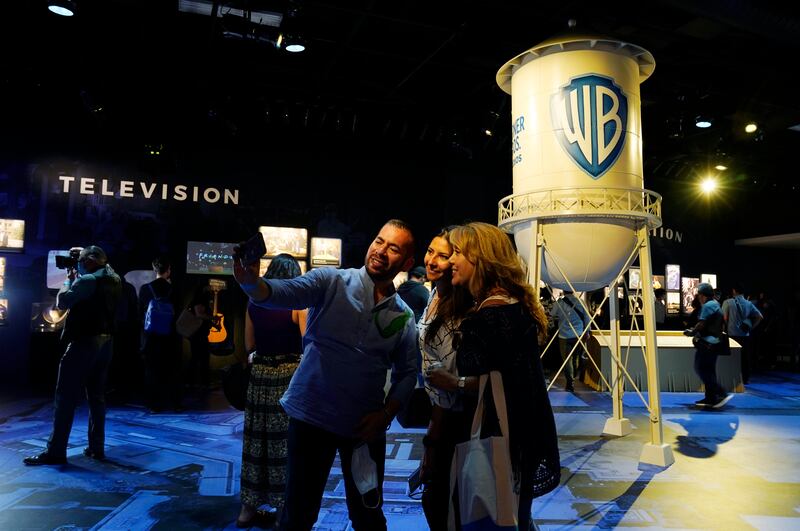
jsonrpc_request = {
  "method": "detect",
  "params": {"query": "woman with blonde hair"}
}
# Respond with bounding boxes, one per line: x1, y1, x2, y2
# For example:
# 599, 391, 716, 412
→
428, 221, 560, 530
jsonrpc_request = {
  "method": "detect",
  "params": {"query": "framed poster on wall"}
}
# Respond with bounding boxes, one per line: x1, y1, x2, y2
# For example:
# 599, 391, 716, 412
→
0, 219, 25, 252
666, 291, 680, 314
701, 274, 717, 289
628, 267, 641, 290
258, 226, 308, 258
0, 298, 8, 325
681, 277, 700, 315
310, 237, 342, 268
666, 264, 681, 291
652, 275, 665, 290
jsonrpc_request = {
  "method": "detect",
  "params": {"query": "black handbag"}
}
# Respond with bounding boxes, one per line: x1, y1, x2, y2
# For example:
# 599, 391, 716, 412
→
396, 387, 432, 429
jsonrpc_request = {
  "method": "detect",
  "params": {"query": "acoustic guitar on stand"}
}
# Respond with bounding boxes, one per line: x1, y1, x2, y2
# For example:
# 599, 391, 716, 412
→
208, 278, 227, 344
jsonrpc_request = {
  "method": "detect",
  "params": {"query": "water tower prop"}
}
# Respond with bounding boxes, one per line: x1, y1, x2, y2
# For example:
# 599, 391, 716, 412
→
496, 33, 674, 467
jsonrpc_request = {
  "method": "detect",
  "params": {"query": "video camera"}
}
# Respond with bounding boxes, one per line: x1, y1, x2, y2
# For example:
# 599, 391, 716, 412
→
55, 248, 82, 270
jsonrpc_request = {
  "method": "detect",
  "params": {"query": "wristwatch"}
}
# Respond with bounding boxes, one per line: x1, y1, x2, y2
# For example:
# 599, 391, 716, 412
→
457, 376, 466, 392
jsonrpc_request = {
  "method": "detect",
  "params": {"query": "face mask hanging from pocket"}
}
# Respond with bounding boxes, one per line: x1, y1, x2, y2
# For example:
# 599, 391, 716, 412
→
351, 442, 381, 509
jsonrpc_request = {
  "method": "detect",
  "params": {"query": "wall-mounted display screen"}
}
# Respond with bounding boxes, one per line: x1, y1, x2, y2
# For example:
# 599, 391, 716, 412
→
652, 275, 665, 290
701, 274, 717, 289
0, 219, 25, 252
47, 250, 72, 289
258, 226, 307, 258
666, 264, 681, 291
666, 291, 680, 314
628, 267, 641, 290
681, 277, 700, 315
259, 258, 307, 277
186, 241, 236, 275
310, 237, 342, 268
0, 298, 8, 324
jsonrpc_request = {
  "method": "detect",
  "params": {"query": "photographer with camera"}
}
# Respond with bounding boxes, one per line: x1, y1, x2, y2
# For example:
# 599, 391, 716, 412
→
24, 246, 122, 466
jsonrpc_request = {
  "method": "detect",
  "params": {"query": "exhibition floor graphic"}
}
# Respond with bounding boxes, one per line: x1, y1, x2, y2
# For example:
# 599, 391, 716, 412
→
1, 373, 799, 530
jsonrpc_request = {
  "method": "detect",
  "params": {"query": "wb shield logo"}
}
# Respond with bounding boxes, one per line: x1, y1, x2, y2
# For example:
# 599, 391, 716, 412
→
551, 74, 628, 179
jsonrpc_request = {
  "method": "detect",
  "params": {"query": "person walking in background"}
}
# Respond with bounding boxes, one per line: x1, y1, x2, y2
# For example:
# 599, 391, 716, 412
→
24, 246, 122, 465
549, 289, 592, 391
139, 256, 181, 413
237, 254, 307, 528
427, 222, 561, 530
684, 282, 732, 409
722, 283, 763, 384
416, 227, 473, 530
232, 219, 418, 531
397, 265, 430, 323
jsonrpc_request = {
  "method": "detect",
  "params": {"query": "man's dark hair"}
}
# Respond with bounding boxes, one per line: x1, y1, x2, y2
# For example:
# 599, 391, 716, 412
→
654, 288, 665, 298
731, 282, 744, 294
82, 245, 107, 266
152, 256, 171, 275
384, 218, 415, 256
264, 253, 302, 280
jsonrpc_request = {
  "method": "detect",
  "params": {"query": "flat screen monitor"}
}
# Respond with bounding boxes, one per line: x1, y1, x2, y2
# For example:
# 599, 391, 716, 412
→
666, 291, 680, 314
259, 258, 307, 277
665, 264, 681, 291
701, 274, 717, 289
258, 226, 307, 258
47, 250, 71, 289
0, 219, 25, 252
186, 241, 236, 275
310, 237, 342, 268
681, 277, 700, 314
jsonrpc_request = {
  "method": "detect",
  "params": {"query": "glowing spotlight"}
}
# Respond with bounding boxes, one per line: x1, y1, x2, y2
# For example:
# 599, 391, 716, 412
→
745, 122, 758, 133
700, 177, 718, 194
483, 129, 493, 137
714, 164, 727, 171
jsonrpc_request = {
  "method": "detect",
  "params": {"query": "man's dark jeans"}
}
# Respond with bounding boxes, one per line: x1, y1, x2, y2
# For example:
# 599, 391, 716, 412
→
280, 418, 387, 531
694, 342, 724, 401
47, 335, 113, 456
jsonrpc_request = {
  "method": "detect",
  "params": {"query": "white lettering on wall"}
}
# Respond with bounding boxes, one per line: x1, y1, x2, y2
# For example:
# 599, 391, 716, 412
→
55, 175, 239, 207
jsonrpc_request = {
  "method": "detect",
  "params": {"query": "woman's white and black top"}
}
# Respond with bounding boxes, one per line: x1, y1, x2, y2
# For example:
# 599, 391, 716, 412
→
418, 287, 461, 410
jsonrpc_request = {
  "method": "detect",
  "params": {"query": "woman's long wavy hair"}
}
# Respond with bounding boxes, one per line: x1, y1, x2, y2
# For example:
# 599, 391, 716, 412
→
448, 222, 548, 334
424, 226, 474, 347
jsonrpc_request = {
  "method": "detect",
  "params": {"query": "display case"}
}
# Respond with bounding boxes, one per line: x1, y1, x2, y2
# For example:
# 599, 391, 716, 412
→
0, 219, 25, 252
310, 237, 342, 268
258, 226, 307, 258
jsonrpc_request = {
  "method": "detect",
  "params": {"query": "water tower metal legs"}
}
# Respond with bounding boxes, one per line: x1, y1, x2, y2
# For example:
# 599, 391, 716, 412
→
637, 226, 675, 467
603, 280, 632, 437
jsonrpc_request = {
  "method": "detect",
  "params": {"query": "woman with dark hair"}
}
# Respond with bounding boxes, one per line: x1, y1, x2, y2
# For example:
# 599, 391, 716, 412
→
429, 222, 560, 530
417, 227, 473, 530
237, 253, 307, 528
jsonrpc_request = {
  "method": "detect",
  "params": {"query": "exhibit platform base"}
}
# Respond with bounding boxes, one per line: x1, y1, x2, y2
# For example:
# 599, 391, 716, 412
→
2, 371, 800, 530
603, 417, 632, 437
639, 442, 676, 467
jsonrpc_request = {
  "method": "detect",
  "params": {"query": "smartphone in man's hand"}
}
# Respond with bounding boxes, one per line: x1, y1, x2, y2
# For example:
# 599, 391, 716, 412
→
236, 233, 267, 266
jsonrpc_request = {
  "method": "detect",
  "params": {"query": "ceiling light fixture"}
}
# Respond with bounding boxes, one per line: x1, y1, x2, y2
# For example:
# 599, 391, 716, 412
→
700, 177, 718, 194
695, 115, 712, 129
714, 164, 727, 171
745, 122, 758, 133
48, 0, 76, 16
281, 33, 305, 53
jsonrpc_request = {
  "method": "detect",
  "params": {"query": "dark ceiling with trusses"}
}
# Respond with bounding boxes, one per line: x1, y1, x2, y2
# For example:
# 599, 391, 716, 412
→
2, 0, 800, 238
